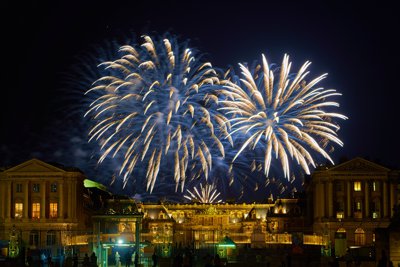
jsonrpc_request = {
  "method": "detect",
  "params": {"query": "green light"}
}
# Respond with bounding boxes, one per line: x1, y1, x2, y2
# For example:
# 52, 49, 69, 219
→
84, 179, 109, 192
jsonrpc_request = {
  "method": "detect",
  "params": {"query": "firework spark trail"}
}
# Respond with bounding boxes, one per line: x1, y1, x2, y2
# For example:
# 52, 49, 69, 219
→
184, 182, 222, 203
85, 35, 228, 192
220, 54, 347, 179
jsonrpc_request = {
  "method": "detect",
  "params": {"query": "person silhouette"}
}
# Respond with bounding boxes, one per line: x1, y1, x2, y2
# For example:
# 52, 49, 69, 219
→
83, 253, 90, 267
115, 251, 121, 267
152, 251, 158, 267
377, 250, 388, 267
90, 252, 97, 267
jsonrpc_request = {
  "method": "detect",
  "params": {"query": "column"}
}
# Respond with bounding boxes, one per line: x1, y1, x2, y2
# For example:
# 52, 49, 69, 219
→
364, 181, 369, 218
319, 182, 325, 218
59, 181, 64, 219
6, 181, 12, 219
24, 182, 29, 219
347, 181, 351, 217
314, 183, 319, 219
328, 181, 333, 218
72, 179, 77, 219
383, 181, 388, 218
0, 182, 4, 219
41, 181, 46, 219
390, 182, 396, 217
67, 181, 72, 219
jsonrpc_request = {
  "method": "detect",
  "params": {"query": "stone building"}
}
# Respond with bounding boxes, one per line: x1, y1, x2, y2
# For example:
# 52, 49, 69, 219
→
309, 157, 399, 262
0, 158, 93, 262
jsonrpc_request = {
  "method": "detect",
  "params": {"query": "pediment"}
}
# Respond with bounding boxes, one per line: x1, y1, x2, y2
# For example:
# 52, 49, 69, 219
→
328, 157, 390, 173
4, 158, 66, 174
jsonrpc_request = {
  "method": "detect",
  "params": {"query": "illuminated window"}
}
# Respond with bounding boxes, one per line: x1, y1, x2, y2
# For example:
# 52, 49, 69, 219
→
15, 203, 23, 218
371, 200, 380, 218
46, 231, 56, 246
49, 202, 58, 218
33, 184, 40, 192
29, 231, 39, 246
16, 184, 23, 193
32, 203, 40, 219
372, 181, 379, 192
336, 212, 344, 219
51, 183, 57, 192
355, 201, 362, 211
354, 228, 365, 245
354, 181, 361, 191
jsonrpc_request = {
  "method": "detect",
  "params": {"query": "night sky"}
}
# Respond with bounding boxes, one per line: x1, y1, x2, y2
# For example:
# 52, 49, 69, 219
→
3, 1, 399, 199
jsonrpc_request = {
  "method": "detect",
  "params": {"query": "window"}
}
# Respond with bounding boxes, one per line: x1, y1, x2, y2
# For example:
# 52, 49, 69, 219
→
33, 184, 40, 192
49, 202, 58, 218
32, 203, 40, 219
354, 201, 362, 218
354, 181, 361, 191
29, 231, 39, 246
46, 231, 56, 246
16, 184, 23, 193
335, 182, 343, 192
336, 212, 344, 219
371, 200, 380, 219
355, 201, 362, 211
372, 181, 379, 192
51, 183, 57, 192
15, 203, 23, 218
354, 228, 366, 246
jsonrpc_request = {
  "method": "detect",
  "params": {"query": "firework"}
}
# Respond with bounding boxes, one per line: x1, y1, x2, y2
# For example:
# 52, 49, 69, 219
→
84, 35, 228, 192
220, 54, 347, 179
184, 183, 222, 203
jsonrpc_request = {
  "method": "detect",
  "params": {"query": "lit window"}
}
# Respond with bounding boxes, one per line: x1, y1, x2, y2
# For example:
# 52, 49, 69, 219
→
372, 212, 380, 219
354, 228, 365, 245
336, 212, 344, 219
16, 184, 23, 193
49, 202, 58, 218
46, 231, 56, 246
355, 201, 362, 211
51, 183, 57, 192
372, 181, 379, 192
32, 203, 40, 219
15, 203, 23, 218
33, 184, 40, 192
354, 181, 361, 191
29, 231, 39, 246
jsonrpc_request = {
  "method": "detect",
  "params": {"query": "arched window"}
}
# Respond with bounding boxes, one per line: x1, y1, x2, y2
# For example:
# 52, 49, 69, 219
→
354, 228, 365, 246
335, 228, 346, 239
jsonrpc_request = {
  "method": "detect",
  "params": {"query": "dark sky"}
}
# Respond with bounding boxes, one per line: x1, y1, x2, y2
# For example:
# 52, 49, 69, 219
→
3, 1, 399, 175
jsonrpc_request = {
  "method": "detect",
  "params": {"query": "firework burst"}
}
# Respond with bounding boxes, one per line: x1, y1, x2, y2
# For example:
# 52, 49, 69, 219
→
184, 182, 222, 203
84, 35, 229, 192
220, 54, 347, 179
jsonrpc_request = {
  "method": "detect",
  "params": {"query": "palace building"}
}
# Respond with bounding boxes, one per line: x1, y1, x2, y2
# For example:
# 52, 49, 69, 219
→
0, 159, 93, 261
0, 157, 399, 266
308, 157, 399, 259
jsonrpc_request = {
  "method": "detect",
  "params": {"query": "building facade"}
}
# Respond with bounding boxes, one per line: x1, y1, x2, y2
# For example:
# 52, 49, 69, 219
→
309, 157, 399, 261
0, 159, 92, 262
